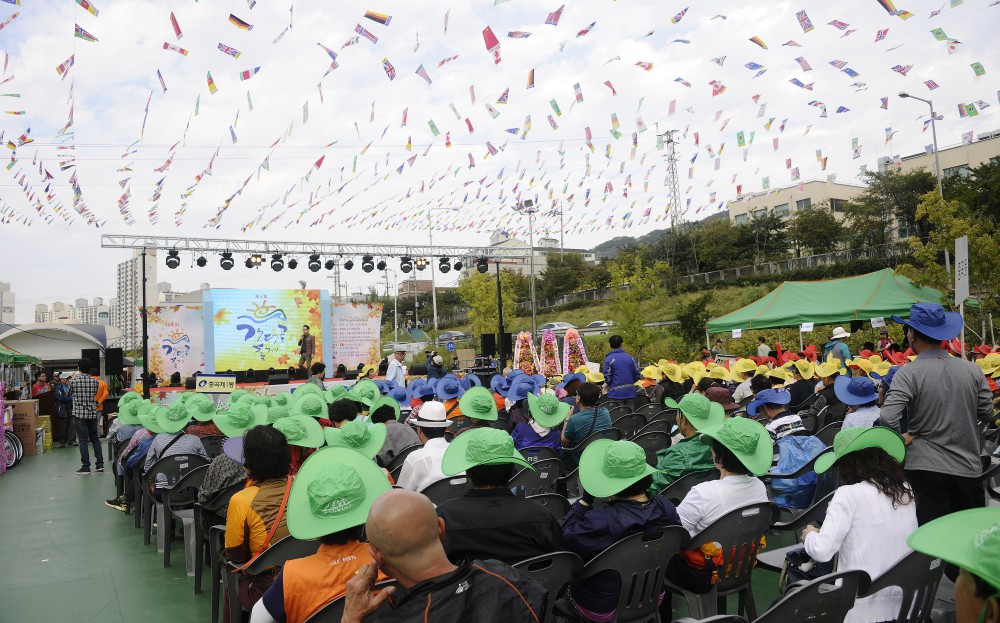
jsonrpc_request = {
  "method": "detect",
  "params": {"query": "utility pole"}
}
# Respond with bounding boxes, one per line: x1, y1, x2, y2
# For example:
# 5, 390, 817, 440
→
496, 259, 506, 367
513, 200, 539, 336
658, 129, 682, 266
140, 248, 150, 398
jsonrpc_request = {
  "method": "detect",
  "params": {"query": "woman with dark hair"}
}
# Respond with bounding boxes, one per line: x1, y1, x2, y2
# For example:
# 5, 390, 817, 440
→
693, 377, 720, 395
224, 425, 293, 622
801, 427, 916, 623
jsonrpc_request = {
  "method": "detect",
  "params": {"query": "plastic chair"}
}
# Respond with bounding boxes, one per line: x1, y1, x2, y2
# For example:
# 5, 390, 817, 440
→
659, 469, 719, 506
664, 502, 781, 620
672, 616, 748, 623
303, 581, 398, 622
755, 491, 836, 574
209, 526, 226, 623
861, 550, 944, 623
519, 445, 562, 464
200, 435, 226, 458
111, 438, 130, 498
598, 398, 624, 410
635, 419, 674, 437
139, 454, 211, 549
632, 402, 665, 419
509, 458, 564, 496
982, 456, 1000, 503
613, 413, 648, 439
793, 392, 820, 414
753, 569, 870, 623
554, 527, 690, 623
526, 493, 571, 524
557, 468, 582, 500
385, 443, 422, 480
821, 403, 847, 427
163, 463, 209, 571
798, 411, 818, 435
608, 405, 633, 421
225, 536, 322, 623
760, 447, 833, 503
646, 410, 678, 427
513, 552, 584, 623
194, 481, 246, 595
419, 476, 469, 506
564, 427, 623, 458
631, 431, 673, 466
814, 422, 842, 447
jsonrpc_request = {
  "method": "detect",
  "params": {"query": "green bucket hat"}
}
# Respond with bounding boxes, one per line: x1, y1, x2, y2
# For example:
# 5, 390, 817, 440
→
293, 383, 324, 402
174, 392, 192, 405
323, 420, 387, 459
459, 386, 500, 422
290, 393, 328, 419
699, 417, 773, 476
117, 397, 143, 426
272, 391, 293, 407
665, 394, 725, 432
266, 404, 290, 424
226, 388, 249, 406
137, 401, 165, 434
348, 379, 380, 407
526, 392, 571, 428
440, 427, 533, 476
118, 391, 143, 408
578, 439, 657, 498
157, 401, 193, 434
286, 446, 393, 540
908, 508, 1000, 594
186, 393, 217, 422
213, 403, 267, 438
368, 395, 401, 422
273, 415, 326, 448
324, 386, 348, 404
814, 426, 906, 474
236, 393, 262, 407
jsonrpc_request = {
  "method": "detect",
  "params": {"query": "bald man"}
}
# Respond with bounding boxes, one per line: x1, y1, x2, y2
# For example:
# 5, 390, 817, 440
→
341, 490, 547, 623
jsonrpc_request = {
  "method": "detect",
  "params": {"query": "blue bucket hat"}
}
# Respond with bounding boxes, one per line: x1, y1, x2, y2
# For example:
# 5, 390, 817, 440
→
506, 379, 535, 402
436, 377, 465, 401
833, 375, 878, 406
531, 374, 546, 388
373, 380, 387, 394
507, 369, 525, 380
383, 380, 399, 392
556, 372, 586, 389
891, 302, 963, 341
489, 374, 508, 394
387, 386, 410, 408
870, 365, 901, 388
747, 388, 792, 418
459, 374, 482, 390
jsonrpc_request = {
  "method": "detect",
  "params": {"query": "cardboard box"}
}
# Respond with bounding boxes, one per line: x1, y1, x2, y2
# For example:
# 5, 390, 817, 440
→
10, 400, 39, 456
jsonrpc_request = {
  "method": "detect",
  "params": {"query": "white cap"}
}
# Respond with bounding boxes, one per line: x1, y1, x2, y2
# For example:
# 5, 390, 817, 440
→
415, 401, 449, 428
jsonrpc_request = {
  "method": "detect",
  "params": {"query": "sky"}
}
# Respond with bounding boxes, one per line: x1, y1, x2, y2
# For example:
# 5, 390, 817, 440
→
0, 0, 996, 321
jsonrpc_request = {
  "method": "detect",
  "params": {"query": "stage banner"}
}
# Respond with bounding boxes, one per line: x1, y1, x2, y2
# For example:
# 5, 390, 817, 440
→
211, 289, 324, 372
145, 304, 205, 382
330, 303, 383, 369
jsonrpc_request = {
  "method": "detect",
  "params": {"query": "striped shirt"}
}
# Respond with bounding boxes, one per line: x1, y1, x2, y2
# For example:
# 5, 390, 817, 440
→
69, 374, 101, 420
143, 433, 210, 488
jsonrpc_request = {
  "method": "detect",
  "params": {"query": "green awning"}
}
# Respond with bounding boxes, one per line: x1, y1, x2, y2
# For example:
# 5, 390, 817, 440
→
707, 269, 955, 334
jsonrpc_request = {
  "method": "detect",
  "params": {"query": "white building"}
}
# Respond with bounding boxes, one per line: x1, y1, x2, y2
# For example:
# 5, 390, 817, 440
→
158, 282, 210, 303
34, 298, 110, 325
0, 282, 14, 323
469, 231, 598, 278
114, 249, 158, 352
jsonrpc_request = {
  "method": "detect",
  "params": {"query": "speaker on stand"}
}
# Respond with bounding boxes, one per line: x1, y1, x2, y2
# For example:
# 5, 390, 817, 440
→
481, 334, 497, 358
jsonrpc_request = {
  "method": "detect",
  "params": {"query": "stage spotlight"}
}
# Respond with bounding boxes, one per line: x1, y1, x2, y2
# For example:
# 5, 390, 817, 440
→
454, 260, 463, 271
270, 254, 284, 272
376, 259, 386, 271
195, 256, 207, 268
165, 249, 180, 269
249, 253, 264, 267
400, 256, 413, 273
438, 257, 451, 274
476, 258, 489, 274
308, 253, 321, 272
343, 259, 354, 271
361, 255, 375, 272
220, 252, 234, 270
415, 257, 427, 271
245, 258, 254, 269
287, 258, 298, 270
325, 259, 336, 270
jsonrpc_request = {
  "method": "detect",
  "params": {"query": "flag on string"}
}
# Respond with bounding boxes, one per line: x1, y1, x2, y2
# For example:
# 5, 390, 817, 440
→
75, 0, 98, 17
239, 67, 260, 80
207, 71, 218, 93
163, 42, 188, 55
156, 69, 167, 92
169, 12, 183, 39
924, 80, 939, 90
364, 11, 392, 25
228, 14, 253, 30
218, 43, 241, 58
961, 131, 974, 144
317, 43, 338, 61
508, 31, 531, 38
483, 26, 501, 64
604, 80, 616, 95
795, 56, 812, 71
796, 10, 814, 32
56, 55, 74, 79
749, 36, 767, 49
671, 7, 688, 23
74, 24, 98, 42
891, 64, 912, 76
382, 57, 396, 80
971, 62, 985, 76
930, 27, 948, 40
545, 4, 564, 25
880, 97, 888, 109
437, 54, 459, 67
355, 23, 378, 44
635, 61, 653, 71
526, 68, 534, 89
875, 28, 888, 41
415, 64, 431, 85
577, 21, 595, 36
828, 20, 849, 29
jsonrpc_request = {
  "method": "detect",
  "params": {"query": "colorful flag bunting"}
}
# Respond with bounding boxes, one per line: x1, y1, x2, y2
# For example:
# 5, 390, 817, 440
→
577, 21, 595, 37
438, 55, 459, 67
238, 67, 260, 81
795, 56, 812, 71
875, 28, 888, 42
74, 24, 98, 42
508, 31, 531, 38
355, 23, 378, 44
364, 11, 392, 25
671, 7, 688, 24
924, 80, 939, 90
218, 43, 241, 58
170, 12, 182, 39
382, 57, 396, 80
796, 10, 814, 32
545, 5, 564, 25
483, 27, 501, 64
228, 14, 253, 30
55, 55, 74, 79
828, 20, 849, 30
930, 27, 948, 40
207, 71, 218, 94
971, 62, 985, 76
749, 36, 767, 49
156, 69, 167, 92
635, 61, 653, 71
415, 64, 432, 85
75, 0, 98, 17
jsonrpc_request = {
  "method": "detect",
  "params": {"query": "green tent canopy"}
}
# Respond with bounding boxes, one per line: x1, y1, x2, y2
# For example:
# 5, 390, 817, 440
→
707, 269, 952, 334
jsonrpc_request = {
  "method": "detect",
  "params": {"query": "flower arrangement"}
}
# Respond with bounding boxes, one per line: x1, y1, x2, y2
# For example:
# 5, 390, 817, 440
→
512, 331, 540, 375
539, 329, 562, 377
562, 328, 589, 372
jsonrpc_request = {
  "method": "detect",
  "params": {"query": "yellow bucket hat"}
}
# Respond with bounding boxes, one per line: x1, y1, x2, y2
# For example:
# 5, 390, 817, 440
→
815, 361, 841, 378
732, 358, 759, 376
705, 361, 719, 371
767, 367, 790, 383
793, 359, 815, 379
850, 358, 874, 375
708, 366, 731, 382
867, 355, 884, 366
755, 365, 770, 376
657, 361, 684, 384
641, 365, 663, 381
871, 361, 893, 378
586, 371, 605, 384
976, 353, 1000, 376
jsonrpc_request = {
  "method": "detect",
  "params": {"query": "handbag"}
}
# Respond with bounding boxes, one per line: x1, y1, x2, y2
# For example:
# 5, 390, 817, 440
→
233, 475, 294, 574
778, 547, 835, 593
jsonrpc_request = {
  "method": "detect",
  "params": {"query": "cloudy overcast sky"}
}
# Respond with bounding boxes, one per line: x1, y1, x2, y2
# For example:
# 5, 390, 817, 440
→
0, 0, 996, 320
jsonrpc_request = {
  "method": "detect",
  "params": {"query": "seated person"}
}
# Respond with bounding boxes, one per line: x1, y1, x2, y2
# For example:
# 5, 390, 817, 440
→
561, 382, 613, 466
560, 439, 680, 622
436, 428, 562, 564
666, 417, 771, 597
749, 373, 773, 397
651, 394, 725, 493
730, 360, 759, 403
327, 399, 359, 428
512, 392, 569, 455
802, 427, 917, 623
142, 405, 210, 501
396, 402, 452, 492
225, 426, 292, 619
787, 360, 817, 412
194, 446, 246, 524
835, 376, 881, 428
251, 446, 393, 623
504, 379, 536, 432
368, 396, 420, 467
340, 489, 546, 623
798, 362, 843, 422
748, 388, 804, 440
307, 361, 326, 389
454, 386, 500, 435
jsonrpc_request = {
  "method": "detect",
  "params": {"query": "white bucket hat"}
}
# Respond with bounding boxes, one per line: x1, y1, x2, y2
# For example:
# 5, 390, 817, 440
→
830, 326, 851, 340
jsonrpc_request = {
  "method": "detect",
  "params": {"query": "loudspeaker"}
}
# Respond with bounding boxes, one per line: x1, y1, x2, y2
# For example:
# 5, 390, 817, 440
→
849, 320, 865, 334
169, 372, 182, 387
234, 371, 248, 383
409, 364, 428, 376
475, 373, 493, 387
499, 333, 514, 359
105, 348, 124, 375
343, 370, 360, 380
185, 376, 197, 390
268, 373, 290, 385
81, 348, 100, 369
296, 367, 309, 380
481, 333, 497, 358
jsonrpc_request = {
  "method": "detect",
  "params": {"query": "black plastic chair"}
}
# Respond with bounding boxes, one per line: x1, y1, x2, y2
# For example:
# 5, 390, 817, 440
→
386, 444, 422, 481
163, 463, 209, 569
209, 526, 226, 623
139, 454, 211, 547
760, 446, 832, 503
564, 427, 623, 458
664, 502, 781, 620
754, 570, 870, 623
798, 411, 818, 435
659, 469, 719, 505
526, 493, 571, 524
631, 431, 673, 466
672, 616, 748, 623
519, 445, 562, 464
303, 581, 398, 622
646, 410, 678, 427
755, 491, 836, 574
861, 550, 944, 623
557, 468, 582, 500
513, 552, 584, 623
509, 458, 564, 496
194, 481, 245, 595
225, 536, 321, 623
608, 405, 632, 421
983, 456, 1000, 503
821, 403, 847, 427
200, 435, 226, 458
634, 419, 674, 437
419, 476, 469, 506
111, 438, 130, 498
634, 403, 666, 419
814, 422, 842, 447
554, 528, 690, 623
613, 412, 648, 439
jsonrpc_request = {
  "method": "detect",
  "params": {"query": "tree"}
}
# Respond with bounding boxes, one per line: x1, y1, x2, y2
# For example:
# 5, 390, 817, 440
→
689, 218, 743, 271
456, 269, 521, 337
943, 160, 1000, 227
844, 169, 936, 250
786, 205, 844, 256
539, 252, 588, 299
606, 256, 660, 360
672, 292, 714, 348
747, 212, 788, 262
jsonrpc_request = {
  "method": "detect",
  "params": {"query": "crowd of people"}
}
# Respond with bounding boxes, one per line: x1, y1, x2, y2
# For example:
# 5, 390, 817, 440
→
89, 301, 1000, 623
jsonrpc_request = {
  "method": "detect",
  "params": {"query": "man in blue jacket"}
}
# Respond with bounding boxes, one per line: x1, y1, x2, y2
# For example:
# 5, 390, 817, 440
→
602, 335, 640, 410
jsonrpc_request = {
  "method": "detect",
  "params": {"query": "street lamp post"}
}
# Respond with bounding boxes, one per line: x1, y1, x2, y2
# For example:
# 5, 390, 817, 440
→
898, 92, 944, 197
426, 207, 459, 333
382, 268, 399, 346
513, 200, 539, 336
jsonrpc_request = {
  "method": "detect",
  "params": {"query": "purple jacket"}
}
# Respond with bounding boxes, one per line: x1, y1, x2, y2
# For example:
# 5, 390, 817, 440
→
603, 348, 641, 400
511, 422, 563, 456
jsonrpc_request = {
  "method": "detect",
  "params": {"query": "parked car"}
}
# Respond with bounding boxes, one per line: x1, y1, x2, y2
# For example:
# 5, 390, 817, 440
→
538, 322, 577, 332
437, 330, 472, 344
584, 321, 615, 329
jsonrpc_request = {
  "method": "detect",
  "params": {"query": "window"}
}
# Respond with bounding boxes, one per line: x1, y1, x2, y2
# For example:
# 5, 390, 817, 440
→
796, 198, 812, 211
734, 214, 749, 225
773, 203, 789, 217
751, 208, 767, 219
829, 198, 847, 213
943, 165, 970, 179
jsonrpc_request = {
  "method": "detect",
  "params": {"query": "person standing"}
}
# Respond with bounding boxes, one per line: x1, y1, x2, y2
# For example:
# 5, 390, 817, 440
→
69, 359, 103, 474
824, 327, 852, 367
880, 302, 992, 528
602, 335, 640, 410
756, 337, 771, 358
385, 349, 406, 386
297, 325, 316, 371
710, 339, 727, 359
31, 371, 51, 397
55, 376, 77, 447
